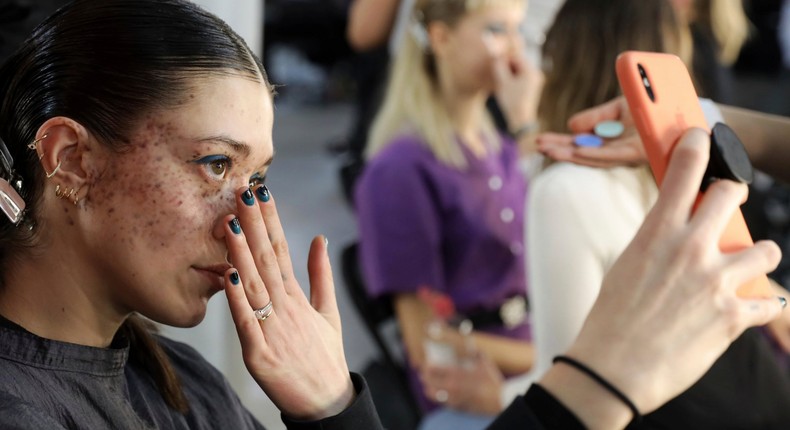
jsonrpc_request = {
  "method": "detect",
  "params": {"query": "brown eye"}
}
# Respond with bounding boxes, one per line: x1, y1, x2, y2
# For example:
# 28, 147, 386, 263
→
209, 159, 227, 176
194, 155, 232, 181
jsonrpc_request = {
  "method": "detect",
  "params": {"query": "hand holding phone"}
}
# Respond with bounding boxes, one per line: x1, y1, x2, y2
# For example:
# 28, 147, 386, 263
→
616, 51, 772, 298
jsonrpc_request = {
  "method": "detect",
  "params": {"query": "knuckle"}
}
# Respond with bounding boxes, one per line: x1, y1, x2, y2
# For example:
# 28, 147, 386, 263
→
719, 298, 744, 338
700, 270, 724, 293
271, 238, 290, 257
247, 278, 268, 296
256, 247, 278, 268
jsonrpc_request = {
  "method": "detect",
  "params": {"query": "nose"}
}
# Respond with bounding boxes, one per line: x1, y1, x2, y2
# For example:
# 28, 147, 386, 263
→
211, 183, 248, 240
212, 213, 237, 240
507, 32, 525, 55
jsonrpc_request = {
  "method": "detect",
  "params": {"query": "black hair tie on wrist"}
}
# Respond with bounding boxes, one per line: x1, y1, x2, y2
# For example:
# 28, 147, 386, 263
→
553, 355, 642, 425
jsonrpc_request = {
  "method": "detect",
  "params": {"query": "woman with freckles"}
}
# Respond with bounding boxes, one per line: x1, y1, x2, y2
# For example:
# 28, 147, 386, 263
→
0, 0, 786, 429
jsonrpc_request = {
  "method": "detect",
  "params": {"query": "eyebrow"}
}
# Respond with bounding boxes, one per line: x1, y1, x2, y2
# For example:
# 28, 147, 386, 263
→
197, 135, 275, 168
198, 135, 251, 157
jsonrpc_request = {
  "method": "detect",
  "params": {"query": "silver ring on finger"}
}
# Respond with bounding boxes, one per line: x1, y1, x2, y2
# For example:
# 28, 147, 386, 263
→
253, 301, 273, 322
435, 389, 448, 403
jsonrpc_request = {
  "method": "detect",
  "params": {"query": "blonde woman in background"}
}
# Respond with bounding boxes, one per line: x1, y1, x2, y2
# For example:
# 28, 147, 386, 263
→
354, 0, 543, 428
528, 0, 790, 428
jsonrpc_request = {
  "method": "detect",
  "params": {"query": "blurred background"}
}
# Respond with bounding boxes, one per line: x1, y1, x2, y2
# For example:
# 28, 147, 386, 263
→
1, 1, 789, 429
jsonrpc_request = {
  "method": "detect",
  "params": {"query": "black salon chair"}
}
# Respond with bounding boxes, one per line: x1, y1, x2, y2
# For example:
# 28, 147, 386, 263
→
340, 241, 422, 429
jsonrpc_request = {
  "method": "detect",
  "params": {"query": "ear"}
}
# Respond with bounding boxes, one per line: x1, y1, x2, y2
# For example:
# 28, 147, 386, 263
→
427, 21, 452, 58
33, 117, 99, 203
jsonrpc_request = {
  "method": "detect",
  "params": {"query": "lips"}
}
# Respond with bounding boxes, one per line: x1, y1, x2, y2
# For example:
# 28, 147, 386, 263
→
192, 263, 232, 290
195, 263, 232, 277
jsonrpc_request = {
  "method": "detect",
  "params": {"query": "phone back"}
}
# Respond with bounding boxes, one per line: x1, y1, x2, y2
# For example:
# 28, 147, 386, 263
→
616, 51, 771, 298
616, 51, 708, 185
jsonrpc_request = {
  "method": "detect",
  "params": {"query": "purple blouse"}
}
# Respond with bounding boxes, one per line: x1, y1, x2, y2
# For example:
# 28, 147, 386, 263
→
355, 134, 530, 335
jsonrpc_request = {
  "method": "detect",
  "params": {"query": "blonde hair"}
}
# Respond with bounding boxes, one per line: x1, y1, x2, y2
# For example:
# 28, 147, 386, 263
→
693, 0, 750, 65
366, 0, 523, 169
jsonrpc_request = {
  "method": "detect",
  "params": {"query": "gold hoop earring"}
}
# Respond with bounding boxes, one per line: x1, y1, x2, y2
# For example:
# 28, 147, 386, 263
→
45, 159, 62, 179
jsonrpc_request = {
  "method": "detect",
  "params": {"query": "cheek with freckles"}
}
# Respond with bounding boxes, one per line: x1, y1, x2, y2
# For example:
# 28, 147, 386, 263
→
86, 120, 228, 256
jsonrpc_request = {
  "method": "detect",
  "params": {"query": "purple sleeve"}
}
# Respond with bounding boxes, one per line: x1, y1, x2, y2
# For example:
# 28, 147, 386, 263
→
354, 142, 445, 298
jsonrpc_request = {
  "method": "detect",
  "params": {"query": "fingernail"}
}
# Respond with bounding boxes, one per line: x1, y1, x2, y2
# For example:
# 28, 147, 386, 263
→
241, 188, 255, 206
255, 185, 270, 203
229, 218, 241, 235
323, 235, 329, 247
230, 271, 240, 285
779, 296, 787, 309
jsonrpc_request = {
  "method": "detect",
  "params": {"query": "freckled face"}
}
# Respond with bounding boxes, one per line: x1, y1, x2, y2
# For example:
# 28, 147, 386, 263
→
82, 75, 274, 327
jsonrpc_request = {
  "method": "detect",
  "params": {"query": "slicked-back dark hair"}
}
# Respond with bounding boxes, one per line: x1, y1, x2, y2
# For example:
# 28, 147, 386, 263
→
0, 0, 272, 413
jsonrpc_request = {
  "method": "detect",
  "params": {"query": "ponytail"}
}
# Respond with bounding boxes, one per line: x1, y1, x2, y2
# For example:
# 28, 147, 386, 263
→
121, 315, 189, 413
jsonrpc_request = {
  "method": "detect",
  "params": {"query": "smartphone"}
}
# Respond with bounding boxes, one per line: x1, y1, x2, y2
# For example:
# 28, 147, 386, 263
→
616, 51, 772, 298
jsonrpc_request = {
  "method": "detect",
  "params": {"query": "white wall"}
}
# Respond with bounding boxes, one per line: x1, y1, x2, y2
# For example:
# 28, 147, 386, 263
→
191, 0, 263, 56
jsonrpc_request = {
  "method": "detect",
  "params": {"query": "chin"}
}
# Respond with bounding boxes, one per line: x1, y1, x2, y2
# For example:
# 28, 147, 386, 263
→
148, 300, 210, 329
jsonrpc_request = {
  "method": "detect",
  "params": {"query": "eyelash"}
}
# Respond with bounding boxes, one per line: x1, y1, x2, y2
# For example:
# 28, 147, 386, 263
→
249, 174, 266, 188
193, 154, 266, 187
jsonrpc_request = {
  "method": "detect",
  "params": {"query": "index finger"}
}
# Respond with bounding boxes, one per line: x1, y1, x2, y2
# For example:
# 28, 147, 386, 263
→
648, 128, 711, 229
254, 185, 301, 296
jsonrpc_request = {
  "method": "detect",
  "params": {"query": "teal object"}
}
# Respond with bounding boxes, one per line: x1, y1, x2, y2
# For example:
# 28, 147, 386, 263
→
594, 120, 625, 138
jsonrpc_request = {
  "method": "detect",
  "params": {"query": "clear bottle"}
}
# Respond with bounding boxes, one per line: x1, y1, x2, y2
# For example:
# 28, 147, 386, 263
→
418, 287, 475, 367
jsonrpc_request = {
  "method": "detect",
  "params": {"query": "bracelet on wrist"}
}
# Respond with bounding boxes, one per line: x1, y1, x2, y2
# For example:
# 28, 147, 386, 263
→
510, 121, 539, 140
552, 355, 642, 425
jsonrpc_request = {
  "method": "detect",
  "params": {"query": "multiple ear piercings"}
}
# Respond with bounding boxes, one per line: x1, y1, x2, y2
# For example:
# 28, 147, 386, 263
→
54, 184, 81, 206
29, 134, 81, 205
28, 134, 63, 178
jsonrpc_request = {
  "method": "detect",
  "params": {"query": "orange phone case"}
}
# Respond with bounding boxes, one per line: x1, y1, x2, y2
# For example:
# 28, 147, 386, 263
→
616, 51, 772, 298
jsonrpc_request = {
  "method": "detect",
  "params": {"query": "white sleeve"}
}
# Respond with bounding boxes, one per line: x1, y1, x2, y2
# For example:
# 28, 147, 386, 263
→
699, 97, 724, 127
525, 165, 609, 381
500, 372, 533, 407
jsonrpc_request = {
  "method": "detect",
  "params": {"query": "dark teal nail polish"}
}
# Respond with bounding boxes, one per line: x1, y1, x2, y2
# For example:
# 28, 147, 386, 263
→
230, 271, 240, 285
780, 296, 787, 309
242, 189, 255, 206
229, 218, 241, 235
256, 185, 270, 203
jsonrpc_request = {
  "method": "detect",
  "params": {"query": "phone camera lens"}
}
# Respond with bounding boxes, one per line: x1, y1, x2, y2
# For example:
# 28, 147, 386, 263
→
637, 64, 655, 102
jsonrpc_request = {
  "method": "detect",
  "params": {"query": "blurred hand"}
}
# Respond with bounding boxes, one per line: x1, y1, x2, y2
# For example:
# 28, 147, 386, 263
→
223, 186, 353, 420
537, 97, 647, 168
421, 351, 504, 415
492, 49, 543, 133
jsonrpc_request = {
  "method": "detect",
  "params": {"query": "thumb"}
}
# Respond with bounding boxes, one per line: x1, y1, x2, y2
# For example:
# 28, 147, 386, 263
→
307, 235, 341, 328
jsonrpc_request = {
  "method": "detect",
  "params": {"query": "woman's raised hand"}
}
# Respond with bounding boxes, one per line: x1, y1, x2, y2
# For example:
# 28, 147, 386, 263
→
539, 128, 784, 428
491, 47, 544, 134
222, 186, 353, 420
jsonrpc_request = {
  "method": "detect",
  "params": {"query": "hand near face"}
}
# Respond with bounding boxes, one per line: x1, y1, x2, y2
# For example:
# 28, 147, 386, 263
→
541, 129, 784, 428
536, 96, 647, 167
222, 186, 353, 420
491, 47, 544, 133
